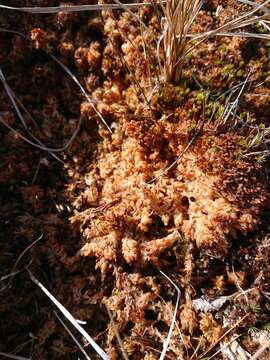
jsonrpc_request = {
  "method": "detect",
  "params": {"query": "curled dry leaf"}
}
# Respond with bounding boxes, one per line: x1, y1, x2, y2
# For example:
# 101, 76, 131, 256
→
220, 337, 251, 360
192, 295, 233, 312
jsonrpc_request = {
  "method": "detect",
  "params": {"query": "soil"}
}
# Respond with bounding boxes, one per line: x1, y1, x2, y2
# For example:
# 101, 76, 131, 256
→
1, 1, 270, 359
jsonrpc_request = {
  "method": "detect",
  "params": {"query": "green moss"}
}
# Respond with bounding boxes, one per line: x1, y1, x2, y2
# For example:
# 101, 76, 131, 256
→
150, 83, 190, 113
224, 64, 234, 72
239, 138, 249, 150
262, 323, 270, 332
239, 61, 245, 67
236, 69, 244, 78
259, 70, 270, 81
248, 326, 259, 335
215, 59, 223, 65
245, 113, 256, 124
236, 152, 244, 161
195, 90, 209, 106
206, 107, 212, 116
250, 303, 261, 313
210, 146, 221, 153
255, 155, 267, 164
216, 104, 224, 118
187, 122, 198, 134
184, 87, 191, 95
256, 22, 268, 34
222, 64, 236, 83
219, 44, 228, 57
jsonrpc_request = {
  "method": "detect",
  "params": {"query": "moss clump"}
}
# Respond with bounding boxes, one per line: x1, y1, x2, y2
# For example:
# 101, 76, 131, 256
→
150, 83, 190, 114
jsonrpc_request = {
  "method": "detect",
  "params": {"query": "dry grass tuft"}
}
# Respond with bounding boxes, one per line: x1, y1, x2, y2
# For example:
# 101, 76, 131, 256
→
160, 0, 270, 84
159, 0, 202, 83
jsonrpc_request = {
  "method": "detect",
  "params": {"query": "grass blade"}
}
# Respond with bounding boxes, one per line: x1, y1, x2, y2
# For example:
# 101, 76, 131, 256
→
0, 353, 30, 360
54, 311, 92, 360
106, 306, 129, 360
0, 2, 152, 14
158, 270, 181, 360
29, 272, 109, 360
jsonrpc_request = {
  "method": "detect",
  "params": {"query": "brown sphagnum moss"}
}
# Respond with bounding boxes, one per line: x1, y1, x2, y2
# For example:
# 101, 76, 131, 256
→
1, 1, 270, 359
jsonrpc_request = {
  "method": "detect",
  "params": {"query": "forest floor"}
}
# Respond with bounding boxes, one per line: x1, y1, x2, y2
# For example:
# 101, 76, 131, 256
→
1, 0, 270, 359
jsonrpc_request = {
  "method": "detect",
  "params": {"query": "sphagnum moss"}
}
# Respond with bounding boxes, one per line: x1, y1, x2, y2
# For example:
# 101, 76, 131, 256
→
1, 1, 270, 359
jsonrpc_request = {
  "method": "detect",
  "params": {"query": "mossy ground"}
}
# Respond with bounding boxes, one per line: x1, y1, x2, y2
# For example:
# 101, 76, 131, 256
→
0, 1, 270, 359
